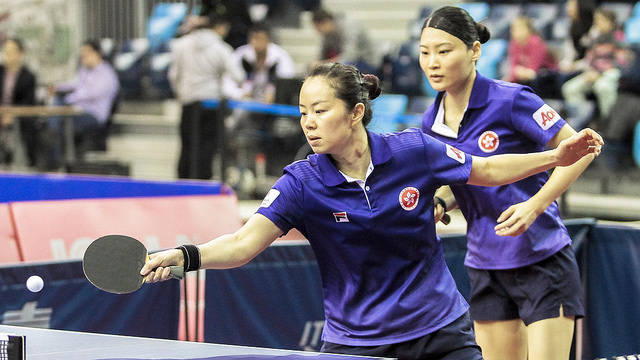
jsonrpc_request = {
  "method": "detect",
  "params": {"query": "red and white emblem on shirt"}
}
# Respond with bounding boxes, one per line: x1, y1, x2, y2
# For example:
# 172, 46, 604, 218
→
399, 187, 420, 211
445, 144, 465, 164
478, 131, 499, 153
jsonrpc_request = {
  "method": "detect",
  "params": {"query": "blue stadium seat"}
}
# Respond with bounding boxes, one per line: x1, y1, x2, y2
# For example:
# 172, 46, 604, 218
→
633, 1, 640, 18
484, 3, 522, 40
458, 2, 490, 21
523, 3, 559, 40
113, 38, 149, 98
151, 2, 187, 18
368, 94, 409, 133
419, 5, 434, 19
476, 39, 507, 79
634, 121, 640, 167
147, 3, 187, 52
625, 17, 640, 43
390, 41, 424, 97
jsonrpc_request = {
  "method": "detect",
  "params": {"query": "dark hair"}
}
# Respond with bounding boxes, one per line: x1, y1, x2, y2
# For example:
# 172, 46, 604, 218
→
203, 7, 230, 27
311, 7, 334, 24
83, 39, 102, 54
305, 63, 381, 126
6, 38, 25, 53
570, 0, 595, 58
422, 6, 490, 47
249, 21, 272, 37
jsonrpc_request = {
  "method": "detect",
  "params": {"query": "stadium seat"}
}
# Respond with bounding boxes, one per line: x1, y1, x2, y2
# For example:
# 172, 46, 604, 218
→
523, 3, 559, 40
476, 39, 507, 79
113, 38, 149, 98
419, 5, 434, 19
458, 2, 490, 21
634, 121, 640, 167
400, 96, 435, 130
625, 17, 640, 43
390, 41, 424, 97
147, 3, 187, 52
483, 3, 522, 40
368, 94, 409, 133
632, 1, 640, 18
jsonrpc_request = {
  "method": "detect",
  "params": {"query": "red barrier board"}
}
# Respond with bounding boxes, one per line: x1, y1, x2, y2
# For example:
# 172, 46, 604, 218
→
11, 194, 243, 262
0, 203, 22, 263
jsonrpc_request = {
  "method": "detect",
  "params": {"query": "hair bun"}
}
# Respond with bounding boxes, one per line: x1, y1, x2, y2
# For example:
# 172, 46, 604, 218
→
362, 73, 382, 100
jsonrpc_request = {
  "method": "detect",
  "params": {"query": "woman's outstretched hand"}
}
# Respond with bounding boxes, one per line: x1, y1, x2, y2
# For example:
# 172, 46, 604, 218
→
554, 128, 603, 167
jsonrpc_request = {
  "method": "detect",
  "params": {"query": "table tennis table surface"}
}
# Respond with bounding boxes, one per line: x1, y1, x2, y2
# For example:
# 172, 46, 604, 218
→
0, 325, 391, 360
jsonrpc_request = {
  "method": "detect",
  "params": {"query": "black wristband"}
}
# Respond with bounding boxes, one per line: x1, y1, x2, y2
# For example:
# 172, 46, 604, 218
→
434, 196, 448, 212
176, 244, 201, 272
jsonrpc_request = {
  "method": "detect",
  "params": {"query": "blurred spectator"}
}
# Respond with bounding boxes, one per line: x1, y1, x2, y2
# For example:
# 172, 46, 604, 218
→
223, 21, 298, 194
169, 9, 245, 180
43, 39, 119, 170
201, 0, 253, 48
0, 38, 37, 168
525, 0, 596, 100
227, 21, 295, 103
310, 7, 377, 74
559, 0, 597, 72
561, 8, 630, 129
504, 16, 558, 92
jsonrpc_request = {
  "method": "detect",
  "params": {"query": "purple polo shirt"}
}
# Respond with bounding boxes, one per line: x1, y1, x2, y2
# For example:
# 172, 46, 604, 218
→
422, 73, 571, 270
257, 129, 472, 346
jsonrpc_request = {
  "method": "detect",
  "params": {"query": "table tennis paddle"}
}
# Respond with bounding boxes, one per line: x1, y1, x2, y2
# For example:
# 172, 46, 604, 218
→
82, 234, 183, 294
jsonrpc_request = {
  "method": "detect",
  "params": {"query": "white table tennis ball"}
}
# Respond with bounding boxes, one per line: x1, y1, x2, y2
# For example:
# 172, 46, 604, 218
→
26, 275, 44, 292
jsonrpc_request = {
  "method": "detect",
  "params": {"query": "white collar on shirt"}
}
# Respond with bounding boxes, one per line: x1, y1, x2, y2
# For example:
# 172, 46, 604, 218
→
340, 159, 374, 189
430, 94, 466, 139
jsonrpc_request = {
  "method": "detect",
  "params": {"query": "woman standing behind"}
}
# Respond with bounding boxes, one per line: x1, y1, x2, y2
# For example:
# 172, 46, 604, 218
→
420, 6, 593, 360
0, 38, 37, 167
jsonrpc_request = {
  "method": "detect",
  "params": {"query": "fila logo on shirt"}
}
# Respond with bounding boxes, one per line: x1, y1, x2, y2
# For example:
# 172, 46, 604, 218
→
478, 130, 499, 153
399, 187, 420, 211
333, 212, 349, 222
533, 103, 560, 130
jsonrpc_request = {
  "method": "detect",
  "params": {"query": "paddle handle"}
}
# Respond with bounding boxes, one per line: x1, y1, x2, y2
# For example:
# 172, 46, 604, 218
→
169, 266, 184, 280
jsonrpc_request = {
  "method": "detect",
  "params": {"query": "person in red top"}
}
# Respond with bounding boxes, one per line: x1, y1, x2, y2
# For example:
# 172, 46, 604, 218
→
504, 16, 558, 88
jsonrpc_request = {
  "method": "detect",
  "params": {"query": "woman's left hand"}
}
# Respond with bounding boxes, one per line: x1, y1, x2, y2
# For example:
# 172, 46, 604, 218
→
554, 128, 603, 167
494, 199, 542, 237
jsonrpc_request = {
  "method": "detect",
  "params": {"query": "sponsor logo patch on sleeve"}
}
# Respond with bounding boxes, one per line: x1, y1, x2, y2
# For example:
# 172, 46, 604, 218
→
446, 144, 465, 164
260, 189, 280, 208
533, 103, 560, 130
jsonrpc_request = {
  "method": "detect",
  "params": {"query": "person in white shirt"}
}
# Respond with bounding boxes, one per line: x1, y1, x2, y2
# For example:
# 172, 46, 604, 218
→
169, 9, 245, 180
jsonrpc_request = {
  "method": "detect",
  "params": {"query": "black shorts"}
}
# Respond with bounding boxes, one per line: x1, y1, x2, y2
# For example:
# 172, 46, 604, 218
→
468, 245, 585, 326
321, 312, 483, 360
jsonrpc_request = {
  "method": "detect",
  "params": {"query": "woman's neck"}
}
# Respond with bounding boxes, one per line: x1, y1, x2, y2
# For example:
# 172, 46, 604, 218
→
443, 70, 476, 131
333, 130, 370, 180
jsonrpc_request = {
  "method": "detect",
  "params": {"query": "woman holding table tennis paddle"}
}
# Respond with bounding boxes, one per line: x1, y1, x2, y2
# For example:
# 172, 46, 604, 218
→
142, 62, 602, 360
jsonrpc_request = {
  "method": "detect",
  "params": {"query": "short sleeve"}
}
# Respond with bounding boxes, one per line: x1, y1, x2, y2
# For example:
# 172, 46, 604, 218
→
256, 172, 304, 236
511, 88, 566, 146
421, 132, 473, 187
